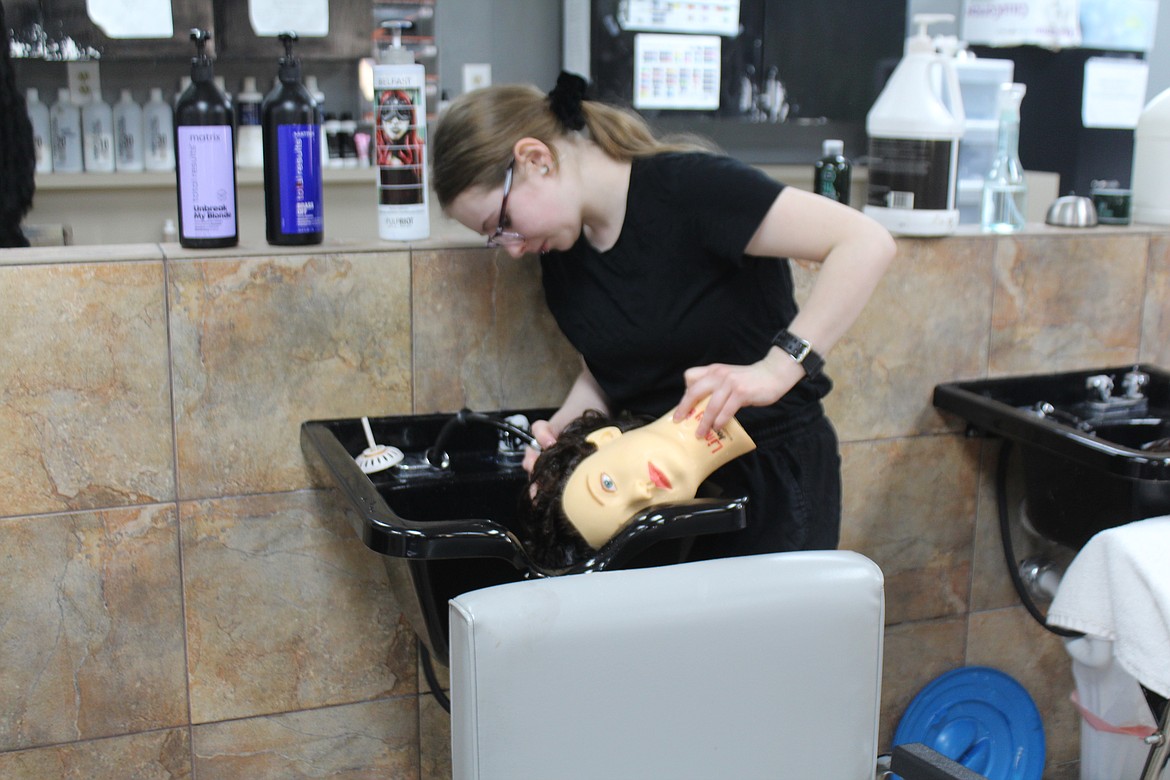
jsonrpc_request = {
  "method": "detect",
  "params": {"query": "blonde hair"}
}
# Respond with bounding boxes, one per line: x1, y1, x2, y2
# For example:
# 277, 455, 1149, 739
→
431, 82, 714, 208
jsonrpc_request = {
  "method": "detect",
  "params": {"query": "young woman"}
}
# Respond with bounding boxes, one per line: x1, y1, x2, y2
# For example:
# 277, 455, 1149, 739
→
433, 72, 895, 560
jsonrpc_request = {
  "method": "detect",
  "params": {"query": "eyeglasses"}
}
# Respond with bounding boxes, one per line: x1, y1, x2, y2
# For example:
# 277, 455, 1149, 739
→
487, 161, 526, 248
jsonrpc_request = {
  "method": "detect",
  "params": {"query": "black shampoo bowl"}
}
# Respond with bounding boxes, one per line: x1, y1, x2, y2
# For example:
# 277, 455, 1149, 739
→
300, 409, 747, 666
934, 364, 1170, 550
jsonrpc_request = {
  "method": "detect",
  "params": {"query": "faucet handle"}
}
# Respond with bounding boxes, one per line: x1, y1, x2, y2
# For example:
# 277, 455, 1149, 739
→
1085, 374, 1114, 402
498, 414, 532, 456
1122, 369, 1150, 399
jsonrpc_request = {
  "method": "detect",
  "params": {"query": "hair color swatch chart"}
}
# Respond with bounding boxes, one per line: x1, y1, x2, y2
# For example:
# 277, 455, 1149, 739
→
632, 33, 721, 110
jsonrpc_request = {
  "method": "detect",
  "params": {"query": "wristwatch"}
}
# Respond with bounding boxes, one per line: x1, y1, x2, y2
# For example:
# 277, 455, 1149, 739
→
771, 329, 825, 379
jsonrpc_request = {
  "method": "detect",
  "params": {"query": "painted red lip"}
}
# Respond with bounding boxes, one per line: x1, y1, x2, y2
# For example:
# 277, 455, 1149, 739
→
648, 462, 671, 490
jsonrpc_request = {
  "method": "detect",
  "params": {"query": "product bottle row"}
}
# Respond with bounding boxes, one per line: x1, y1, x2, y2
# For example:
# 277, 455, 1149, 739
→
25, 76, 369, 176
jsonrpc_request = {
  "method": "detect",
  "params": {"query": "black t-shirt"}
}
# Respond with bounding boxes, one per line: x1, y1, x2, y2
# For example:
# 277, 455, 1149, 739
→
540, 152, 831, 433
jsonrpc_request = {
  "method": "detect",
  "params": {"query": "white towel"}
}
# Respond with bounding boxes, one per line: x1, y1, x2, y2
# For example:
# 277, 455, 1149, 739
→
1048, 514, 1170, 698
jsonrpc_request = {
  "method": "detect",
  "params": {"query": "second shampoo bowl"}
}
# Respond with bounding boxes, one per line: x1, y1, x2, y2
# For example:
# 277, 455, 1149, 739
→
933, 364, 1170, 550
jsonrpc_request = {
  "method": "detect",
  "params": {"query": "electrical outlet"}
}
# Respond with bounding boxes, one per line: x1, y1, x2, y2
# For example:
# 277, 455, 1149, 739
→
67, 61, 101, 104
462, 63, 492, 94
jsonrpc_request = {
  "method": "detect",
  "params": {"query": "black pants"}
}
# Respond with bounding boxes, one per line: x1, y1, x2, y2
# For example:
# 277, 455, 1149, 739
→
687, 407, 842, 561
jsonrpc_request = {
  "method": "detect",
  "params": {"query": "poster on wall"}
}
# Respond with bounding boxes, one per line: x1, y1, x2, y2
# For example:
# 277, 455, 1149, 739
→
962, 0, 1082, 48
632, 33, 721, 110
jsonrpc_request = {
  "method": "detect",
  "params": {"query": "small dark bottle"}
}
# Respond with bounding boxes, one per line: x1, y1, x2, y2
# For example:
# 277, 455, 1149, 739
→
261, 32, 324, 245
813, 139, 852, 206
174, 29, 238, 248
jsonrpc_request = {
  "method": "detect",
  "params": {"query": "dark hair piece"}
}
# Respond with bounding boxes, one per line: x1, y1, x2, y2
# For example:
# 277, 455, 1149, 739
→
519, 408, 647, 570
547, 71, 589, 132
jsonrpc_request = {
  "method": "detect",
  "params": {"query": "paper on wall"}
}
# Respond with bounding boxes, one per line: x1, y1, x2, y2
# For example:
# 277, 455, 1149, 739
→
85, 0, 173, 39
249, 0, 329, 37
962, 0, 1082, 48
619, 0, 740, 37
632, 33, 721, 111
1082, 57, 1149, 128
1080, 0, 1160, 52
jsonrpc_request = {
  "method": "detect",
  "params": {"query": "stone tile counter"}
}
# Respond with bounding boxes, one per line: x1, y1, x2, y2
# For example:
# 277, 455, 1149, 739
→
1, 224, 1167, 779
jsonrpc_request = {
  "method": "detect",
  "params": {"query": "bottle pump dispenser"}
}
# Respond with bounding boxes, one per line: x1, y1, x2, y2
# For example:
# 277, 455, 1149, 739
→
261, 32, 324, 245
372, 19, 430, 241
864, 14, 965, 236
174, 29, 238, 248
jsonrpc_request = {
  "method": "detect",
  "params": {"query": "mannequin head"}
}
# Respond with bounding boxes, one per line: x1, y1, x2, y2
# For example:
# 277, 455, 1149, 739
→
521, 399, 755, 568
561, 399, 756, 548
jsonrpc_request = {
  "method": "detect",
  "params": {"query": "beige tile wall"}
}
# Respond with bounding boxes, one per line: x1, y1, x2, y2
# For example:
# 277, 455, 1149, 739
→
0, 227, 1166, 778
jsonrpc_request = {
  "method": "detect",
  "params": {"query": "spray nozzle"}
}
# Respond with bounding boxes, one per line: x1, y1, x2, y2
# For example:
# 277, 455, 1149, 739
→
279, 31, 299, 59
188, 28, 216, 83
275, 31, 303, 83
380, 19, 413, 49
908, 13, 954, 55
189, 28, 212, 60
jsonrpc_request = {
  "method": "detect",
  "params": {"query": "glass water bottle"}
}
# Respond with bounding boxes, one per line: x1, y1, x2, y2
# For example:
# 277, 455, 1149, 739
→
981, 83, 1027, 233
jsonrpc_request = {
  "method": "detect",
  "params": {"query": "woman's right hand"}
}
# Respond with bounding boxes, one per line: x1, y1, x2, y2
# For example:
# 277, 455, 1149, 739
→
523, 418, 559, 473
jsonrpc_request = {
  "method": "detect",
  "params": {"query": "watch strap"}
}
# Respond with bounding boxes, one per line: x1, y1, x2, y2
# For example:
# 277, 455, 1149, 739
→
771, 329, 824, 378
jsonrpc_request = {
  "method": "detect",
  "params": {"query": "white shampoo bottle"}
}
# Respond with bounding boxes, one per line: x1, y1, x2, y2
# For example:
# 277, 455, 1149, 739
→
26, 88, 53, 173
50, 88, 83, 173
143, 88, 175, 171
372, 20, 429, 241
82, 89, 115, 172
114, 89, 145, 172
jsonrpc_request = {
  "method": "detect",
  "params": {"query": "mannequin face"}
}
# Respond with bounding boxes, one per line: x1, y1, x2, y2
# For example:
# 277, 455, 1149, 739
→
560, 401, 755, 548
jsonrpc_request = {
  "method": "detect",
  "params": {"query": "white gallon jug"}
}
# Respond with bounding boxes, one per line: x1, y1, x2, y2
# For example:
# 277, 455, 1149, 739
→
1132, 87, 1170, 226
865, 14, 965, 236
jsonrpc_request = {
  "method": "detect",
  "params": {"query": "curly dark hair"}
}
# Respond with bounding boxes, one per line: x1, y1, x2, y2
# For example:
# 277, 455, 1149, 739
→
0, 1, 36, 248
519, 409, 647, 570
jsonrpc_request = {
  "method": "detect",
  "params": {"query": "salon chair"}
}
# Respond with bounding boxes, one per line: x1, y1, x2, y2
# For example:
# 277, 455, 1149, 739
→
449, 550, 981, 779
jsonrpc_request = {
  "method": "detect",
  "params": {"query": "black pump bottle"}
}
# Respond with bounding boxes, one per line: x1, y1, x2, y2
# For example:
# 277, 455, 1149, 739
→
174, 29, 238, 248
261, 32, 324, 245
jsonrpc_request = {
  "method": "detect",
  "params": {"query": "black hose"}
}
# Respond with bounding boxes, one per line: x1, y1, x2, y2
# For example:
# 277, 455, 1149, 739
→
418, 639, 451, 713
995, 440, 1084, 638
425, 409, 539, 467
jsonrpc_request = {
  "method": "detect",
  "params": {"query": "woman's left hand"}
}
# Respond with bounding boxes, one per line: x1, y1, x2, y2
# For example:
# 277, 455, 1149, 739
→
674, 350, 804, 438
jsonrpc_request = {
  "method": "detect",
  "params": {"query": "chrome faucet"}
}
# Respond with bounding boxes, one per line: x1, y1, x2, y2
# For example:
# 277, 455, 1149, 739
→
1085, 374, 1114, 402
1122, 369, 1150, 400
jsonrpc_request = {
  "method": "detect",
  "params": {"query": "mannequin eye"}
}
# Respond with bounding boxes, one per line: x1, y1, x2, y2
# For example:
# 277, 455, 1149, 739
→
599, 473, 617, 493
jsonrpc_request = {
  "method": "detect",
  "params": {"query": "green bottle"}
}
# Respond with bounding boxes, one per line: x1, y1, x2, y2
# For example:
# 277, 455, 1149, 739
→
814, 139, 852, 205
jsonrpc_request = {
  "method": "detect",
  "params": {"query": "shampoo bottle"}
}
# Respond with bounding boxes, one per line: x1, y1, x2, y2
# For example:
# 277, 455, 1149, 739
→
114, 89, 145, 172
50, 88, 83, 173
236, 76, 264, 168
174, 28, 238, 248
864, 14, 965, 236
373, 19, 429, 241
143, 88, 176, 171
813, 139, 851, 205
1131, 87, 1170, 226
81, 90, 115, 172
305, 75, 329, 166
261, 32, 324, 245
26, 88, 53, 174
980, 83, 1027, 233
